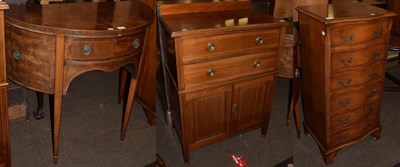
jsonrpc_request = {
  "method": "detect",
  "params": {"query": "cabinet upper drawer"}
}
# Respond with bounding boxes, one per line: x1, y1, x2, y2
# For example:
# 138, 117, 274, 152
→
182, 51, 277, 90
330, 20, 389, 47
180, 29, 281, 63
331, 44, 387, 74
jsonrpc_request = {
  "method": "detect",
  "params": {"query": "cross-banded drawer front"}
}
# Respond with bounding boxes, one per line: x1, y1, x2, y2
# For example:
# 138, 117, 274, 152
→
330, 81, 382, 111
330, 63, 385, 92
330, 20, 389, 47
330, 44, 387, 74
183, 51, 277, 90
114, 32, 146, 57
330, 114, 379, 146
65, 37, 115, 61
181, 29, 280, 63
330, 99, 380, 131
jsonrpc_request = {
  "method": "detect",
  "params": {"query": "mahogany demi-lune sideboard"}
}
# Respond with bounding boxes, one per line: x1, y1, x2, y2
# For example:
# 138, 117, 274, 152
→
4, 1, 154, 164
158, 0, 288, 163
0, 2, 9, 167
297, 2, 396, 164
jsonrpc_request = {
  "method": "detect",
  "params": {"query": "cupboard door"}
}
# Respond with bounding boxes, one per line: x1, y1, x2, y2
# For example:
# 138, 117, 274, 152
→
231, 76, 274, 135
183, 85, 232, 150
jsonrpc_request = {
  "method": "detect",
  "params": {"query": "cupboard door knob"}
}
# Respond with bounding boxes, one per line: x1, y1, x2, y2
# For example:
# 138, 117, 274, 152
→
207, 68, 216, 77
256, 36, 264, 45
207, 42, 216, 51
133, 39, 140, 49
13, 49, 21, 61
82, 44, 92, 56
253, 60, 261, 68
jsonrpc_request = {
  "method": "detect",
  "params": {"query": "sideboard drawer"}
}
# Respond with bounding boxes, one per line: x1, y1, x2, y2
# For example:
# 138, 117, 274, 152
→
181, 29, 281, 63
114, 32, 146, 57
330, 63, 385, 92
183, 51, 277, 90
330, 81, 382, 111
330, 99, 380, 131
330, 20, 389, 47
65, 37, 116, 61
330, 44, 387, 74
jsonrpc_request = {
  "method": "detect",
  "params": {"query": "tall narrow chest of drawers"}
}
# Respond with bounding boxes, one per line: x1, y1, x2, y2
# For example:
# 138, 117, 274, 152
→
297, 2, 396, 164
158, 1, 287, 163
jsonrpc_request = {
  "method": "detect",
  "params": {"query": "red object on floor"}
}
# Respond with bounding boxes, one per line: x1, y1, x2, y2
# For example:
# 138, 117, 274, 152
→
230, 154, 247, 167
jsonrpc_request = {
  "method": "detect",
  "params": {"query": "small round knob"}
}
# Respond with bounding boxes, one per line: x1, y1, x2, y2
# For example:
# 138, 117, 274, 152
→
133, 39, 140, 49
253, 60, 261, 68
82, 44, 92, 56
207, 68, 216, 77
207, 42, 216, 51
13, 49, 21, 61
256, 36, 264, 45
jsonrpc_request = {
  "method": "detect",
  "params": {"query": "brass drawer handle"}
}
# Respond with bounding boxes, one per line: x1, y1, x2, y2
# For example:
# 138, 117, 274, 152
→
13, 49, 21, 61
371, 51, 381, 60
367, 89, 376, 98
133, 39, 140, 49
256, 36, 264, 45
338, 79, 352, 88
338, 99, 351, 107
339, 57, 353, 67
374, 28, 383, 38
369, 71, 378, 80
207, 68, 216, 77
339, 34, 355, 43
366, 106, 375, 114
207, 42, 216, 51
338, 117, 350, 125
253, 60, 261, 68
82, 44, 92, 56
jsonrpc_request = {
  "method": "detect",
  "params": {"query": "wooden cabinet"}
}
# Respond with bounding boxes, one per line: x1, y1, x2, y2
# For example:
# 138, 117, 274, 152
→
297, 2, 396, 164
0, 2, 9, 167
158, 1, 287, 163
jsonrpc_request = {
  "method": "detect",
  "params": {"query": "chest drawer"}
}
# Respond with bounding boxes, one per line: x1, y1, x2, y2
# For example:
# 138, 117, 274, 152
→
182, 51, 277, 90
181, 29, 281, 63
331, 44, 387, 74
330, 114, 379, 146
330, 81, 382, 112
330, 63, 385, 92
330, 99, 380, 131
330, 20, 389, 47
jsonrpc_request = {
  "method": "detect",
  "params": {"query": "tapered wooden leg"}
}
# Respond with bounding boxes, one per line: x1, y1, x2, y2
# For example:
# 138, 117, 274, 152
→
53, 93, 62, 164
183, 145, 190, 165
118, 69, 128, 104
286, 79, 294, 127
33, 92, 45, 120
294, 100, 301, 139
292, 75, 301, 139
120, 78, 137, 141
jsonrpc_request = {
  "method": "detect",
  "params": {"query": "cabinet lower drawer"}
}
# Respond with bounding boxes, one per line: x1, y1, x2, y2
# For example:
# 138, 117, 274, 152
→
182, 51, 277, 90
330, 81, 382, 111
330, 114, 379, 146
330, 99, 380, 131
181, 29, 281, 63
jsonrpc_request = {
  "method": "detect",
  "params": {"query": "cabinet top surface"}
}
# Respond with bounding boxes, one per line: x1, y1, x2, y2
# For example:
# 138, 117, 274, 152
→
297, 2, 396, 23
156, 0, 247, 5
5, 1, 154, 35
161, 10, 287, 37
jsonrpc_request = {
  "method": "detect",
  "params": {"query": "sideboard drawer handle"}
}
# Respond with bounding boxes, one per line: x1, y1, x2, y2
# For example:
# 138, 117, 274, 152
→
82, 44, 92, 56
339, 34, 355, 43
338, 117, 350, 125
371, 51, 380, 60
207, 42, 216, 51
338, 98, 351, 107
253, 60, 261, 68
367, 89, 376, 98
374, 28, 383, 38
133, 39, 140, 49
13, 49, 21, 61
369, 71, 378, 80
207, 68, 216, 77
256, 36, 264, 45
